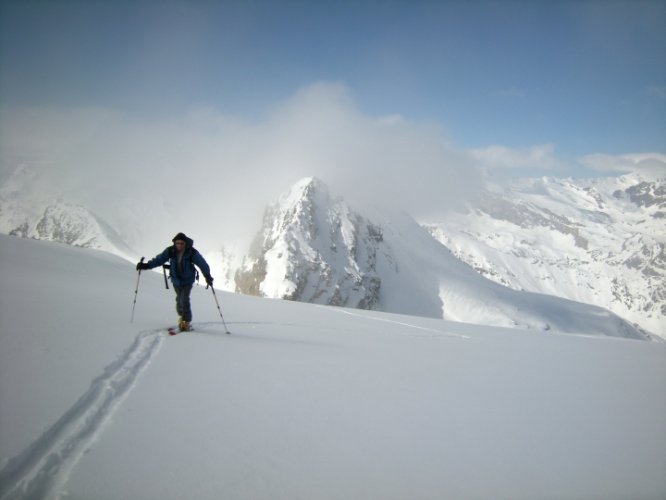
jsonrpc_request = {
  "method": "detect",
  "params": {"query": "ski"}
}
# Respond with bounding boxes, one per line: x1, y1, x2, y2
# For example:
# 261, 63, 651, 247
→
167, 325, 230, 335
167, 325, 193, 336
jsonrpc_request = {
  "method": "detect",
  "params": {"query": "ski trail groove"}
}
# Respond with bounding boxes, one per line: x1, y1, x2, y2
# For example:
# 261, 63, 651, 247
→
326, 307, 472, 339
0, 330, 164, 500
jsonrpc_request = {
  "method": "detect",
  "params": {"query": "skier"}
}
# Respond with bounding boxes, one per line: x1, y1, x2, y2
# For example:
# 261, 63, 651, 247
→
136, 232, 213, 332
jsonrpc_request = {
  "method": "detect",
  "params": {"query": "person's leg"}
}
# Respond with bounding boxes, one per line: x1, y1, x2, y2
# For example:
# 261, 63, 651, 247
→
174, 285, 193, 328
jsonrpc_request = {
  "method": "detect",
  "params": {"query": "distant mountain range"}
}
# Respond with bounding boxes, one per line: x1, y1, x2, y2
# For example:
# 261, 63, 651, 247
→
0, 165, 134, 258
0, 202, 134, 261
1, 168, 662, 340
425, 173, 665, 337
233, 177, 652, 340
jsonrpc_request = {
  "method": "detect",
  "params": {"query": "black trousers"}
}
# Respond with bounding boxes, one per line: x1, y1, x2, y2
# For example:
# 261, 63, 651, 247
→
174, 284, 193, 322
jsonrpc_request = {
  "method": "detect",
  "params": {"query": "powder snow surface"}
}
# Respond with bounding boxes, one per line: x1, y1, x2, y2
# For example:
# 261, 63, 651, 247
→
0, 235, 665, 500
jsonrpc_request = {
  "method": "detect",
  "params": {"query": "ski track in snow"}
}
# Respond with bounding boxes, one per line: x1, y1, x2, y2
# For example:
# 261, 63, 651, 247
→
0, 329, 164, 500
0, 313, 462, 500
324, 306, 472, 340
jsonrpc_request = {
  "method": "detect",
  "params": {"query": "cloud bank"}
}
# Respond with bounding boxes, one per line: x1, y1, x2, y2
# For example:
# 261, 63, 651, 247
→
0, 82, 483, 250
578, 152, 666, 179
1, 82, 663, 252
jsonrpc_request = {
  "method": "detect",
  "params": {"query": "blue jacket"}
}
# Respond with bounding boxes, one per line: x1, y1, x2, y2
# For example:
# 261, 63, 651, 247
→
146, 235, 211, 288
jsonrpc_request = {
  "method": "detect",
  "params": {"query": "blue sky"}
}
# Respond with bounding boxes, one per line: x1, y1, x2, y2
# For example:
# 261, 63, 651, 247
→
0, 0, 664, 192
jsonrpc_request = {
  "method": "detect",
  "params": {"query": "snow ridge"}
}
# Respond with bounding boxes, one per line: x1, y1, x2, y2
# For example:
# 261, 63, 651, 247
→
0, 330, 163, 500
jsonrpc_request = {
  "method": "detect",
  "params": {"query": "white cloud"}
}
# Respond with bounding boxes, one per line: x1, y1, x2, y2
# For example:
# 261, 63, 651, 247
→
0, 82, 483, 251
5, 82, 659, 254
578, 152, 666, 179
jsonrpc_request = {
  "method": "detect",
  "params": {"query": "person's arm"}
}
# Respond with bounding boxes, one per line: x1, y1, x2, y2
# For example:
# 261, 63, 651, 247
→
192, 250, 213, 285
136, 248, 170, 270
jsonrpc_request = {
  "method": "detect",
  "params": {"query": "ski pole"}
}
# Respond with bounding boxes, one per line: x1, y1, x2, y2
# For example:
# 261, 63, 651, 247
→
130, 257, 145, 323
209, 284, 231, 334
162, 264, 170, 289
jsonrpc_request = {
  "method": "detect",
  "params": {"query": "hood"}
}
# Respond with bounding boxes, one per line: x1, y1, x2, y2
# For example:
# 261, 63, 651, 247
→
172, 232, 194, 249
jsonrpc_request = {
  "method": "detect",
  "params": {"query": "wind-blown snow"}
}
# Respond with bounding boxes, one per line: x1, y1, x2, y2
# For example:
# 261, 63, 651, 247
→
1, 234, 665, 499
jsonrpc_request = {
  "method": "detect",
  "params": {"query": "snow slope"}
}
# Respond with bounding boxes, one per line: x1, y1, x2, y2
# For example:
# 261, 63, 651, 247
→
1, 234, 665, 500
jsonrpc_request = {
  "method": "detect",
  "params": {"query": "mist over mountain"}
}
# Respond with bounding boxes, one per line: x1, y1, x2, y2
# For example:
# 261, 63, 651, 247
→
0, 86, 483, 253
0, 167, 134, 258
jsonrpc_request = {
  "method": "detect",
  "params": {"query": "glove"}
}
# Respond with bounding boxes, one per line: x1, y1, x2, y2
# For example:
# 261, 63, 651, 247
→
205, 275, 214, 286
136, 262, 150, 271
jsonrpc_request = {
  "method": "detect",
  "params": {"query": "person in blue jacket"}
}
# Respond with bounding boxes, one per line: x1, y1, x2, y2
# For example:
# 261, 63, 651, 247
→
136, 232, 213, 331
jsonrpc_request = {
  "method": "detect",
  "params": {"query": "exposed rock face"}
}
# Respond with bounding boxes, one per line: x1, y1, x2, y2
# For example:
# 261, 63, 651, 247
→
236, 177, 385, 310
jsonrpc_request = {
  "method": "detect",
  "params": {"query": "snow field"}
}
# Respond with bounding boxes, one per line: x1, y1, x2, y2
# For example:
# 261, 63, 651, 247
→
1, 235, 665, 499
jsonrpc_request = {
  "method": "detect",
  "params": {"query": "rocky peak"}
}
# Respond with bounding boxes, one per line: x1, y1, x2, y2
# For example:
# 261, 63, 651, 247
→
236, 177, 384, 309
264, 176, 330, 242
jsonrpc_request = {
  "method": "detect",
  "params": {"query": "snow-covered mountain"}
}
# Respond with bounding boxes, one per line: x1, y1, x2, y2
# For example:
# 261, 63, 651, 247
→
2, 201, 134, 257
235, 177, 651, 340
1, 164, 660, 339
426, 173, 665, 338
0, 167, 134, 258
236, 178, 383, 310
2, 234, 665, 500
